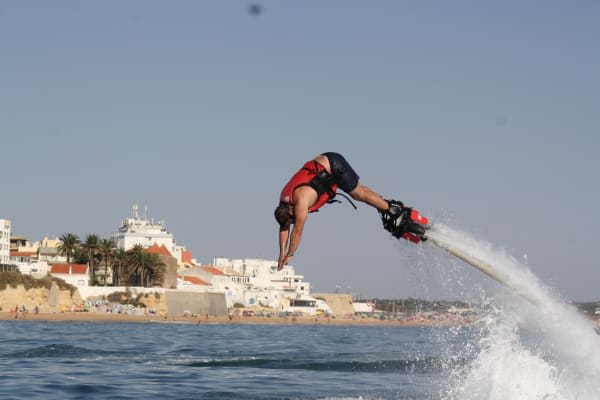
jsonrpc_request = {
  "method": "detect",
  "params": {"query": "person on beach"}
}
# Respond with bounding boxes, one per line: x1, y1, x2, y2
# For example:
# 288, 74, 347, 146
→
274, 152, 411, 270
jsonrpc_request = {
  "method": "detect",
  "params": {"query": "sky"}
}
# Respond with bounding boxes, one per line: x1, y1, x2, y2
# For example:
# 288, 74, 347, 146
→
1, 1, 599, 301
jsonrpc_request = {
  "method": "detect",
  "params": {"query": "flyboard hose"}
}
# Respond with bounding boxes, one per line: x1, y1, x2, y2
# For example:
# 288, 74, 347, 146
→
423, 234, 537, 304
424, 234, 510, 287
393, 205, 536, 304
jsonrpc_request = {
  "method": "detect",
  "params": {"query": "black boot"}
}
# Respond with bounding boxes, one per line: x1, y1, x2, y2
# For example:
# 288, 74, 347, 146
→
379, 199, 409, 238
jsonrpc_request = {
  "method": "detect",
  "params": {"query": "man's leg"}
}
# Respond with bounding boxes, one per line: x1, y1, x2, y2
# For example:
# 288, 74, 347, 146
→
350, 184, 413, 237
349, 183, 389, 210
322, 152, 391, 211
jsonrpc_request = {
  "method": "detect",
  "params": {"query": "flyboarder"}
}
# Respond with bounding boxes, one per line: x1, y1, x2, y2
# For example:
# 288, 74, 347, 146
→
274, 154, 534, 302
274, 152, 428, 270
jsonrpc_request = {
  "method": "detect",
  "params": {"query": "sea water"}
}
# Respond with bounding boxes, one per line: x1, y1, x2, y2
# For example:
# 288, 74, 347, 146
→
2, 225, 599, 400
1, 321, 475, 400
427, 224, 600, 400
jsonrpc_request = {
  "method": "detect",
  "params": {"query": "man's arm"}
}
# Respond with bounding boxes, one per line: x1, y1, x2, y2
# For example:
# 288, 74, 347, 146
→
277, 200, 309, 270
276, 187, 314, 270
281, 202, 308, 268
287, 217, 306, 256
277, 228, 290, 270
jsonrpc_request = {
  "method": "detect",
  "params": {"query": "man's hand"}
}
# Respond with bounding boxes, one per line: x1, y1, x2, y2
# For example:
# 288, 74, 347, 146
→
277, 254, 293, 270
277, 253, 286, 270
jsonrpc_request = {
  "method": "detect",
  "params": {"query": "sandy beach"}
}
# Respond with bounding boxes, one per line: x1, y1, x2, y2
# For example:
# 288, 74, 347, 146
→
1, 310, 462, 327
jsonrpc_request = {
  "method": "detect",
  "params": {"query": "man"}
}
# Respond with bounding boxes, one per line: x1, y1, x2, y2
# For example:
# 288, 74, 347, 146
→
274, 152, 414, 270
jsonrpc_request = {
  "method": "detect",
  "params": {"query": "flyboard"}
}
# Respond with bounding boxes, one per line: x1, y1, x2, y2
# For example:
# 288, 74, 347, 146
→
390, 205, 535, 303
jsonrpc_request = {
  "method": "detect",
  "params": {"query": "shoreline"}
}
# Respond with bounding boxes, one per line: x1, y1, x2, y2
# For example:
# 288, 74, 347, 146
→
0, 311, 468, 327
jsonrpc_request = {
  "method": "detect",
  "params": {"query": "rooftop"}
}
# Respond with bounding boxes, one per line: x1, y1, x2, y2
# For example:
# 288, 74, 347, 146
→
50, 264, 88, 275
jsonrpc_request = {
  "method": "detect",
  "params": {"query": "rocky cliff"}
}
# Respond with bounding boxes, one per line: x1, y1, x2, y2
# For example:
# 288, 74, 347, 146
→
0, 272, 82, 312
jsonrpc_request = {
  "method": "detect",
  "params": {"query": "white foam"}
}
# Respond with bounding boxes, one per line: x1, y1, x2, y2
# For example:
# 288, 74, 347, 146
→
431, 224, 600, 399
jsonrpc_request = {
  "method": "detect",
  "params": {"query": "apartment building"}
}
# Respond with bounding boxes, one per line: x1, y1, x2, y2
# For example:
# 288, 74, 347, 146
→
0, 219, 11, 265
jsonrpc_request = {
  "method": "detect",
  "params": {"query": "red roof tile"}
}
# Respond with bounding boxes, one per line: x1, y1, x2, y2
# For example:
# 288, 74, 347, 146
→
10, 251, 37, 257
181, 250, 193, 264
146, 243, 172, 257
201, 266, 225, 275
50, 264, 88, 275
182, 276, 210, 286
160, 244, 171, 256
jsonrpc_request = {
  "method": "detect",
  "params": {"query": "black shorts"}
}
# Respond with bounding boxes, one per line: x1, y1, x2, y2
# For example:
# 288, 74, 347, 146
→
322, 152, 360, 193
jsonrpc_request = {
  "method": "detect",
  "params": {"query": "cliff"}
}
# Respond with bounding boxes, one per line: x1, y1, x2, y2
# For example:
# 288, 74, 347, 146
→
0, 272, 82, 312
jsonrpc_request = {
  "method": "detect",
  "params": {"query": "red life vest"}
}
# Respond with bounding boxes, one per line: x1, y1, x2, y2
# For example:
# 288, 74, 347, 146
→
280, 160, 338, 213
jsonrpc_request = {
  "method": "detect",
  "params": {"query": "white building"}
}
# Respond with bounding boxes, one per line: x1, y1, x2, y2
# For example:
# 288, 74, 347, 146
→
204, 257, 318, 312
111, 204, 191, 265
14, 261, 49, 276
178, 256, 330, 315
8, 235, 50, 276
38, 237, 67, 264
213, 257, 311, 297
48, 263, 90, 288
0, 219, 11, 265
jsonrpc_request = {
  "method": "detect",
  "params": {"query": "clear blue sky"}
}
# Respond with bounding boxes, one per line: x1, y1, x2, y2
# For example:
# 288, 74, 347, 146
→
1, 1, 598, 300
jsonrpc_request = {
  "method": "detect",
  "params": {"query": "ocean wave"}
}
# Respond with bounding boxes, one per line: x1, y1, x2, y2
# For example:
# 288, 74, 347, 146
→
184, 355, 465, 374
5, 344, 125, 359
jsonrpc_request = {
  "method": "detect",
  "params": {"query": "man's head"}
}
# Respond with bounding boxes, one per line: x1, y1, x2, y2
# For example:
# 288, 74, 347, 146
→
274, 202, 293, 231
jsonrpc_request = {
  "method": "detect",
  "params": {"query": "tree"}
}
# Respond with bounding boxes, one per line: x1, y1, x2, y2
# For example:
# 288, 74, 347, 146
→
82, 234, 100, 283
144, 253, 166, 287
127, 244, 147, 287
57, 233, 80, 264
112, 248, 128, 287
72, 248, 89, 264
98, 238, 116, 286
126, 245, 166, 287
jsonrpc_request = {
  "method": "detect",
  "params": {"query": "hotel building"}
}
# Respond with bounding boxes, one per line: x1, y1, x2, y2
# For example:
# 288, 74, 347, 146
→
111, 204, 191, 266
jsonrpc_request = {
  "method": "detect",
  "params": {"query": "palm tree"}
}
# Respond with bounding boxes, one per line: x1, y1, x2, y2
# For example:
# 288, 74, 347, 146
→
127, 244, 148, 287
98, 238, 116, 286
72, 247, 90, 264
112, 248, 128, 287
57, 233, 80, 264
126, 245, 166, 287
82, 234, 100, 283
144, 253, 166, 287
